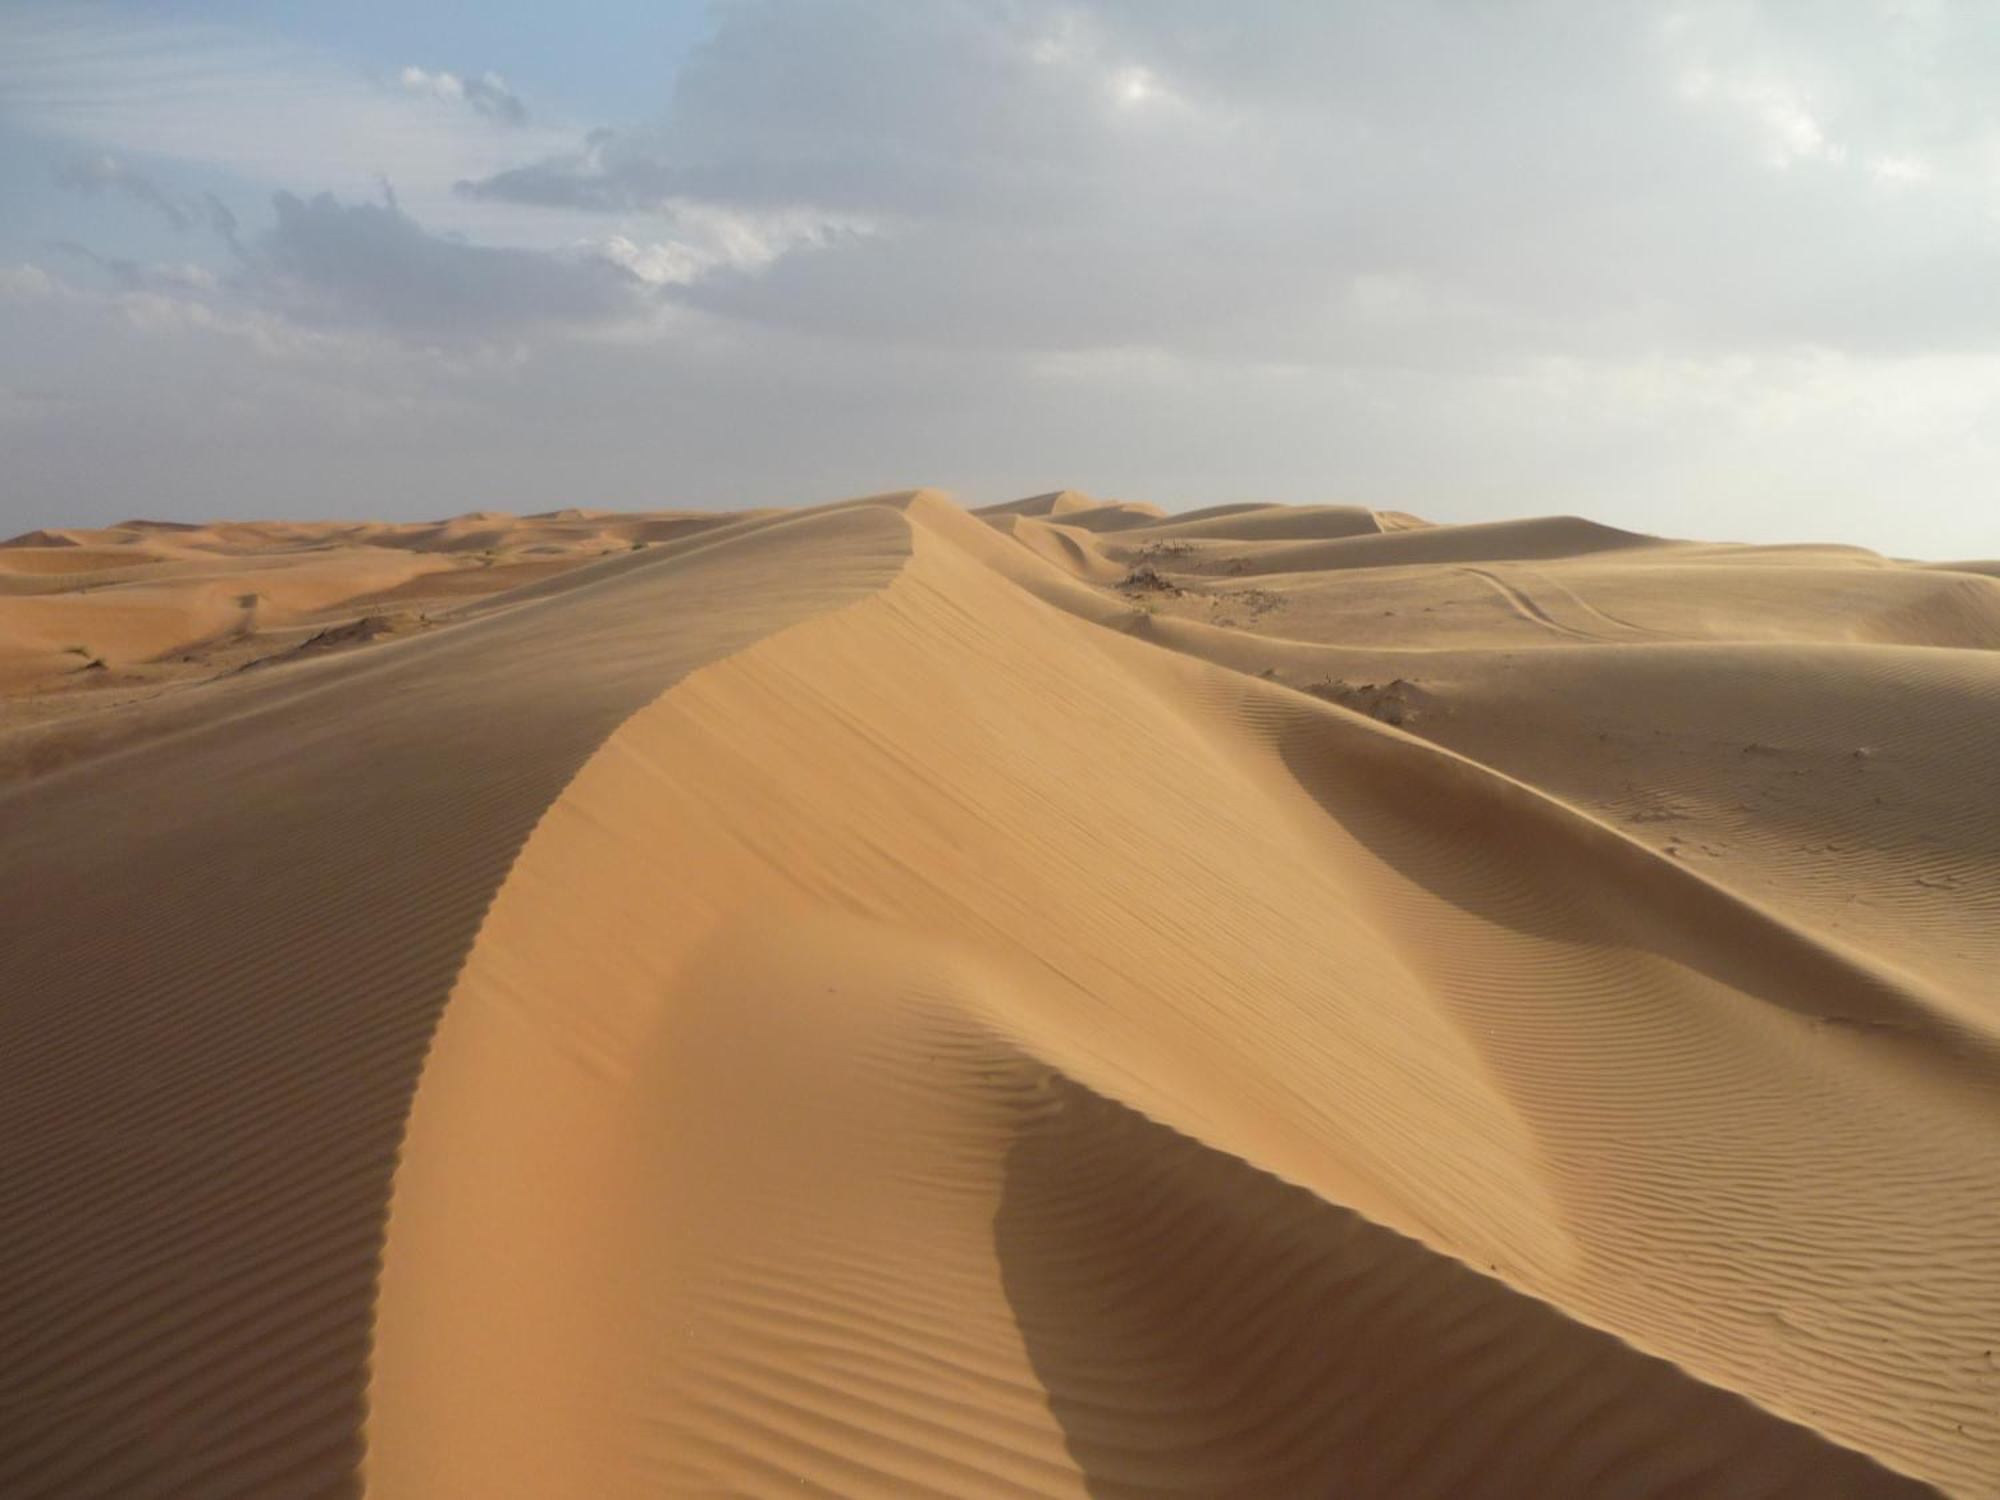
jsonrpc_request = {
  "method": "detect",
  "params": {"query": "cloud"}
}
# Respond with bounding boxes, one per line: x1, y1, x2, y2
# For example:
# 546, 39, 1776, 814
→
0, 264, 57, 301
48, 237, 223, 298
1680, 67, 1843, 168
581, 201, 875, 288
248, 191, 647, 337
52, 154, 244, 248
54, 154, 200, 230
618, 6, 2000, 374
9, 0, 2000, 558
457, 129, 675, 212
445, 0, 2000, 366
8, 250, 2000, 560
399, 66, 529, 126
208, 187, 867, 341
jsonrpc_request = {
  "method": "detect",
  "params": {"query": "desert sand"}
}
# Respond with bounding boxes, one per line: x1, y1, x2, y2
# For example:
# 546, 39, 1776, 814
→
1, 490, 1996, 1497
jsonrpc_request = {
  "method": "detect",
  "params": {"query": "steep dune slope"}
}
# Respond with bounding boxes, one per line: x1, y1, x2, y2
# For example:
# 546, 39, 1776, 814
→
1, 492, 1994, 1497
0, 505, 909, 1498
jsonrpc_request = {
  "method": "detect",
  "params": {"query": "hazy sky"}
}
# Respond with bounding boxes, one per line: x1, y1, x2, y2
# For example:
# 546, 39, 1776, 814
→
3, 1, 1998, 556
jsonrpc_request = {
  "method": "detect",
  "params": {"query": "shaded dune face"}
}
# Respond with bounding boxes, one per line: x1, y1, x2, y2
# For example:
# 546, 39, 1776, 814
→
1, 493, 1995, 1496
0, 506, 909, 1497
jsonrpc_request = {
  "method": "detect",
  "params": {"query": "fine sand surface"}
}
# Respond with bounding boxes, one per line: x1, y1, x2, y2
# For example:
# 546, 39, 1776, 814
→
0, 491, 1996, 1497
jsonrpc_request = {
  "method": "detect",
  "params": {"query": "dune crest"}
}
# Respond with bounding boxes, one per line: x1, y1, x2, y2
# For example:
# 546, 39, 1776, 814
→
1, 493, 1995, 1496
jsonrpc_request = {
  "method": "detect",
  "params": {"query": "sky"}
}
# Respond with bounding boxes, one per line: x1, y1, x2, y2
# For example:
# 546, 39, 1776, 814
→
2, 1, 1998, 557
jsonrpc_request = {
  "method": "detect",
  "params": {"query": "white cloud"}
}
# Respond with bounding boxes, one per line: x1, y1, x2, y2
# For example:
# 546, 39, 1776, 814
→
588, 235, 707, 288
1678, 66, 1843, 168
1870, 153, 1933, 184
0, 264, 57, 301
583, 201, 876, 291
399, 66, 528, 126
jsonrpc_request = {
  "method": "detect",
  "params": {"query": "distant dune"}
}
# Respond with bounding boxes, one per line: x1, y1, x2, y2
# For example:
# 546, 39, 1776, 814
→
1, 492, 1996, 1497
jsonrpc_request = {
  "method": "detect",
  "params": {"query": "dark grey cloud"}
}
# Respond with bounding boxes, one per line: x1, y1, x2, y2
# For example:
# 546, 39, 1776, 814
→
457, 128, 673, 211
204, 192, 245, 258
247, 190, 643, 336
48, 156, 610, 339
462, 73, 528, 126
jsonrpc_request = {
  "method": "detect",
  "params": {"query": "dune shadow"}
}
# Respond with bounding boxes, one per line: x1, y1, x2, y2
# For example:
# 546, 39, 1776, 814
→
993, 1071, 1938, 1498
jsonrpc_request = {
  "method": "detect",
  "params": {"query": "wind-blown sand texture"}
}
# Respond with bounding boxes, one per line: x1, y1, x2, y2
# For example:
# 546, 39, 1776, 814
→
1, 491, 1996, 1498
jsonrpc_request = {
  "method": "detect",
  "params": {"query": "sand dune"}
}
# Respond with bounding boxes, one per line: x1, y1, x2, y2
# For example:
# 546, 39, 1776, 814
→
1, 492, 1995, 1497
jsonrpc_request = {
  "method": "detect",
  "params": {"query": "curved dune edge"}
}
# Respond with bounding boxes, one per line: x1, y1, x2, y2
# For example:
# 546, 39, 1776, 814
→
368, 505, 1993, 1495
0, 502, 913, 1499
